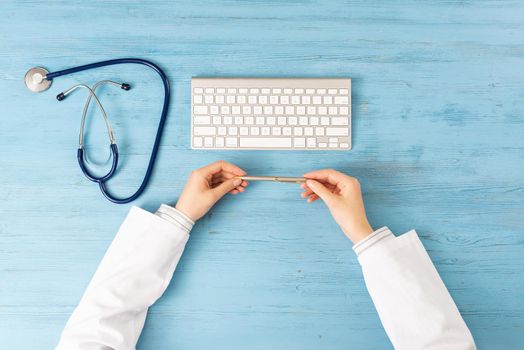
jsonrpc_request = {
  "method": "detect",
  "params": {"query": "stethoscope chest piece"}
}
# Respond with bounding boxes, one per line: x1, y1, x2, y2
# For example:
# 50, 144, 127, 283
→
24, 67, 52, 92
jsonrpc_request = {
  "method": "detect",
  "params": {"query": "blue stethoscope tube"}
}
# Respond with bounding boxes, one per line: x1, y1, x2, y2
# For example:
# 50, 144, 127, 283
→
46, 58, 170, 204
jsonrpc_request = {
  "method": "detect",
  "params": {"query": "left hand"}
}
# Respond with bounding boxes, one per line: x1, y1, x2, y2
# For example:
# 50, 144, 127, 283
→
175, 160, 249, 221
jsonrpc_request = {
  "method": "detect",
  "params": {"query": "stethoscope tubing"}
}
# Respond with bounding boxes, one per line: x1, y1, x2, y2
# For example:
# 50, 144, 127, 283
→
47, 58, 170, 204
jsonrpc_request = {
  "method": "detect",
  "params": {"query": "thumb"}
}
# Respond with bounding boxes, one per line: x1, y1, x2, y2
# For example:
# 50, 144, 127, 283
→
212, 178, 242, 198
306, 179, 334, 203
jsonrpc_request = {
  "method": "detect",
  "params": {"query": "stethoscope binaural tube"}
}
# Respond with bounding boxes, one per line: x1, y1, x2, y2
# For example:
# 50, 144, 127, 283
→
34, 58, 170, 204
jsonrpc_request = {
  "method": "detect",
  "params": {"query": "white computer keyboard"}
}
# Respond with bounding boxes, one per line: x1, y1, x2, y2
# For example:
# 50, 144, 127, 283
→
191, 78, 351, 150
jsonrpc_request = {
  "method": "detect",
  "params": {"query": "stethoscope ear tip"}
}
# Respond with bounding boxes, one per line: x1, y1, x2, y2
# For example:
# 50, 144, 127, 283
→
121, 83, 131, 91
24, 67, 52, 92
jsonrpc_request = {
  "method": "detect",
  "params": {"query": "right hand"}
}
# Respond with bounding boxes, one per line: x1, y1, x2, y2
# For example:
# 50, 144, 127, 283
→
301, 169, 374, 244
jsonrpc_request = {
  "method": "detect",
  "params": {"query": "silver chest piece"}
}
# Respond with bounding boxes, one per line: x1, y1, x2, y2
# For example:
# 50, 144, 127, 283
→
24, 67, 52, 92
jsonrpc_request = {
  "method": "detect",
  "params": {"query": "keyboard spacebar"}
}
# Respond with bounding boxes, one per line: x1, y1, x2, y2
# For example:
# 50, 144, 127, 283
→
239, 137, 292, 148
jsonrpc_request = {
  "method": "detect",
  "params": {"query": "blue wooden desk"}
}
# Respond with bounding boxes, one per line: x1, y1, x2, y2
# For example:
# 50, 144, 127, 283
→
1, 1, 523, 348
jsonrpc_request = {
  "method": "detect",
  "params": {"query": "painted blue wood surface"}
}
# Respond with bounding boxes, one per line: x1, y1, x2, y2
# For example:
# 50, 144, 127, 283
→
1, 1, 523, 348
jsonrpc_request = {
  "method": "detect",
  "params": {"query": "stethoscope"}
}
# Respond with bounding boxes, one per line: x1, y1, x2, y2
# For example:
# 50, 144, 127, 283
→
24, 58, 170, 204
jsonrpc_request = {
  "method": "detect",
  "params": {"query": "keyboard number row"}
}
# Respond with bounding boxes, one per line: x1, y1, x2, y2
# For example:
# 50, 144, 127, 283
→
194, 105, 349, 116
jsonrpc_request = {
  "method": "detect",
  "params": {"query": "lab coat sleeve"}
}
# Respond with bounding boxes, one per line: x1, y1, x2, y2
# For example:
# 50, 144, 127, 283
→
353, 227, 476, 350
55, 205, 193, 350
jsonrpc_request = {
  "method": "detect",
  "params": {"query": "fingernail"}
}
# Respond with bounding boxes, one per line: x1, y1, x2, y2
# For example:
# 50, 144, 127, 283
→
306, 180, 315, 187
233, 178, 242, 186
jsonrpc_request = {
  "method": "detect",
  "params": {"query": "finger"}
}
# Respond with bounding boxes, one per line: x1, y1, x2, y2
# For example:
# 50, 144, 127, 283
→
301, 189, 314, 198
212, 177, 243, 198
198, 160, 246, 177
303, 169, 348, 186
307, 194, 319, 203
305, 179, 335, 203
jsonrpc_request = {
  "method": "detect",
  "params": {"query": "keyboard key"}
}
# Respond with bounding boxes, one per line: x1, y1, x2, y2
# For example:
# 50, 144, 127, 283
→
275, 106, 284, 114
216, 137, 225, 147
331, 117, 349, 125
307, 138, 316, 147
339, 89, 349, 95
310, 117, 319, 125
267, 116, 276, 125
294, 127, 303, 136
256, 117, 265, 125
193, 136, 203, 147
328, 106, 338, 115
317, 88, 326, 94
264, 106, 273, 115
289, 116, 298, 125
194, 95, 203, 104
304, 127, 313, 136
261, 127, 270, 135
329, 137, 338, 143
299, 117, 308, 125
239, 88, 248, 94
242, 106, 252, 115
237, 95, 246, 104
245, 116, 254, 125
291, 95, 301, 104
296, 106, 306, 114
294, 88, 304, 94
319, 142, 327, 147
294, 138, 305, 147
277, 117, 286, 125
205, 88, 214, 93
329, 143, 338, 148
234, 116, 243, 124
227, 88, 237, 94
301, 96, 311, 104
251, 127, 260, 135
283, 88, 293, 94
307, 106, 316, 115
232, 106, 241, 114
212, 116, 222, 125
221, 106, 230, 114
204, 137, 213, 147
321, 117, 330, 126
224, 116, 233, 125
226, 95, 235, 104
334, 96, 349, 104
326, 127, 349, 136
226, 137, 238, 147
210, 106, 219, 114
240, 137, 292, 148
261, 88, 271, 94
215, 95, 225, 104
240, 127, 249, 136
283, 127, 292, 136
315, 127, 325, 136
218, 127, 227, 135
272, 127, 282, 135
253, 106, 263, 115
194, 116, 211, 125
249, 88, 260, 94
318, 106, 327, 115
270, 95, 279, 104
328, 89, 338, 94
272, 88, 282, 94
194, 87, 204, 94
194, 106, 208, 114
248, 96, 257, 104
228, 127, 238, 135
204, 95, 214, 104
259, 95, 268, 104
312, 96, 322, 104
194, 127, 216, 136
306, 88, 315, 94
280, 95, 289, 104
324, 96, 333, 104
340, 143, 350, 148
340, 106, 349, 115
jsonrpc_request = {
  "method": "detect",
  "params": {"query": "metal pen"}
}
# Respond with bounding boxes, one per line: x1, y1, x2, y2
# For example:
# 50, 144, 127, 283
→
236, 176, 306, 183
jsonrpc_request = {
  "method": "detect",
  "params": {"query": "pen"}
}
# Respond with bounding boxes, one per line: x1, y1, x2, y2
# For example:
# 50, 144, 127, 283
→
236, 176, 306, 183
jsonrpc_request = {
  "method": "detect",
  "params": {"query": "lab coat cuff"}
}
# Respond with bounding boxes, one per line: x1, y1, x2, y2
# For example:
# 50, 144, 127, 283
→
352, 226, 394, 256
155, 204, 195, 233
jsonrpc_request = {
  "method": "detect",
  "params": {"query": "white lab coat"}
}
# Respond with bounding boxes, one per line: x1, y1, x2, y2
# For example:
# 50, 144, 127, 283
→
55, 206, 476, 350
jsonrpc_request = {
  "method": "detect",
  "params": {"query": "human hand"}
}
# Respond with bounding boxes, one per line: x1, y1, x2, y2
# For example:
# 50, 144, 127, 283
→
175, 160, 248, 221
301, 169, 373, 244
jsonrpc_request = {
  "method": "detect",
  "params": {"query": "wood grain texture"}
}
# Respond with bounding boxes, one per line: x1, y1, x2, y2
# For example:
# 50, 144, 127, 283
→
1, 0, 523, 348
